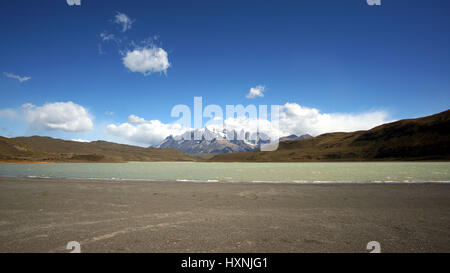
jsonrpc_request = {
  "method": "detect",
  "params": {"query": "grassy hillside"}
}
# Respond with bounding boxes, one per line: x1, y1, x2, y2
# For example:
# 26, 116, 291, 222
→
0, 136, 196, 162
210, 109, 450, 162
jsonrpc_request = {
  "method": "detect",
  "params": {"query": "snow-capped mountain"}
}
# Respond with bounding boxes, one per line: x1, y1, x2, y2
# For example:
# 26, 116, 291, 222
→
156, 127, 270, 154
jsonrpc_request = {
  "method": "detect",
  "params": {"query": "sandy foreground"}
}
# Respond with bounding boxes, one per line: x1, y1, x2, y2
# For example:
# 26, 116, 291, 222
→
0, 177, 449, 253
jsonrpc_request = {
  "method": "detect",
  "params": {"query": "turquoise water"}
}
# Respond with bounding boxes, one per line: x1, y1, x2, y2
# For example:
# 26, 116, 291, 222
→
0, 162, 449, 183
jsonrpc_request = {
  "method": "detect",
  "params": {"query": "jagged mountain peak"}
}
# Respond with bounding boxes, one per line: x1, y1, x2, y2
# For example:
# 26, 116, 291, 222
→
157, 128, 271, 154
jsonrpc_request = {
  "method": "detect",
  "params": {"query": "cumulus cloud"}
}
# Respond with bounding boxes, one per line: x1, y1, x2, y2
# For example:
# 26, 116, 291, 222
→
22, 102, 94, 132
122, 46, 171, 75
4, 72, 31, 82
114, 12, 133, 32
277, 103, 390, 136
99, 12, 171, 75
213, 104, 390, 141
246, 85, 265, 99
127, 114, 147, 124
215, 103, 391, 140
105, 104, 391, 146
106, 115, 189, 146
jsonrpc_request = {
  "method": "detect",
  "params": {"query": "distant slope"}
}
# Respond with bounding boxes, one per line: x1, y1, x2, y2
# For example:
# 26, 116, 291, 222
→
279, 134, 313, 142
190, 153, 219, 160
210, 110, 450, 162
0, 136, 195, 162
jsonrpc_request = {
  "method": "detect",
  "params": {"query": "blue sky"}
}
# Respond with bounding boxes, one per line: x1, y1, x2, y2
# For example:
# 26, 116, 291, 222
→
0, 0, 449, 146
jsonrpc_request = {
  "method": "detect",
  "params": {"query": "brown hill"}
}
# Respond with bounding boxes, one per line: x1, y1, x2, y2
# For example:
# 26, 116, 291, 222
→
0, 136, 195, 162
210, 109, 450, 162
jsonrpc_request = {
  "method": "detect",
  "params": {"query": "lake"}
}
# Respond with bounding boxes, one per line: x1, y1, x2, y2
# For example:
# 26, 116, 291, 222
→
0, 162, 449, 183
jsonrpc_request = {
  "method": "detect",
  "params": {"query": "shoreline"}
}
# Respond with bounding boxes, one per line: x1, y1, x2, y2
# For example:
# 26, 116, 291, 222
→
0, 160, 56, 164
1, 176, 450, 184
0, 176, 449, 252
1, 159, 450, 164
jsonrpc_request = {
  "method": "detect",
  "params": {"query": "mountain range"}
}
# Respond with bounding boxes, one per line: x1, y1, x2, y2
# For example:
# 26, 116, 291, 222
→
157, 127, 263, 154
157, 127, 313, 154
0, 110, 449, 162
156, 127, 312, 154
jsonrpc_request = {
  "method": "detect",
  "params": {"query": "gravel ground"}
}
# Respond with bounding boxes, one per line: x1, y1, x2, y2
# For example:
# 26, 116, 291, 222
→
0, 177, 449, 253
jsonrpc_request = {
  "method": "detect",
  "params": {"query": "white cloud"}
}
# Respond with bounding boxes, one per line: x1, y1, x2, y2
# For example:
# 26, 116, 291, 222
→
246, 85, 265, 99
122, 46, 171, 75
105, 104, 391, 146
114, 12, 133, 32
106, 115, 189, 146
4, 72, 31, 82
22, 102, 94, 132
217, 103, 391, 139
278, 103, 390, 136
127, 114, 147, 124
71, 138, 89, 142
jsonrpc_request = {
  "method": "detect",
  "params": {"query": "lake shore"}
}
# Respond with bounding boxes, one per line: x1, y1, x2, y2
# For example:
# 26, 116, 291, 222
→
0, 176, 449, 253
0, 160, 56, 164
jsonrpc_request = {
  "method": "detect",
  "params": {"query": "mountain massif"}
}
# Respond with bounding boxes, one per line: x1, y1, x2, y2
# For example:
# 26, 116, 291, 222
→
157, 127, 268, 154
157, 127, 312, 154
210, 109, 450, 162
0, 136, 195, 162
